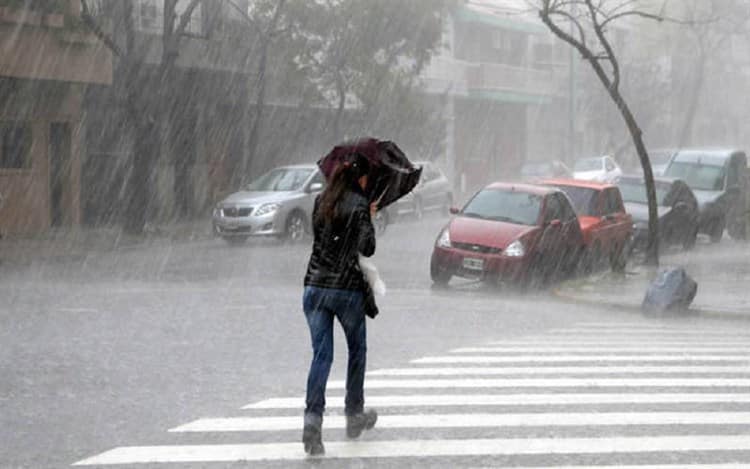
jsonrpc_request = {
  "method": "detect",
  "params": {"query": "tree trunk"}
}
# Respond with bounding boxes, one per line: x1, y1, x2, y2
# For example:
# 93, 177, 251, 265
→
677, 50, 706, 148
332, 73, 346, 140
243, 39, 270, 185
596, 67, 660, 265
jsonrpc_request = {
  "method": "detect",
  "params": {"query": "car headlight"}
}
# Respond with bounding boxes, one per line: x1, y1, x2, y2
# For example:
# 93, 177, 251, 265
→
436, 228, 451, 248
255, 203, 280, 217
504, 239, 525, 257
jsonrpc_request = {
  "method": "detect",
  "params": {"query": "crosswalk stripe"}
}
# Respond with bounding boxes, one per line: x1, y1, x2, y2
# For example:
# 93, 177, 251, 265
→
170, 411, 750, 433
530, 329, 750, 336
486, 340, 750, 346
452, 346, 750, 353
480, 465, 750, 469
72, 435, 750, 465
328, 377, 750, 389
242, 393, 750, 409
412, 355, 750, 364
367, 365, 750, 376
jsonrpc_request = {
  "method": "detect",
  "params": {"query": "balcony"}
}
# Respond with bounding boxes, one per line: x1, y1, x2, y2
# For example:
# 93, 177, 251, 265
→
422, 56, 560, 102
0, 1, 112, 84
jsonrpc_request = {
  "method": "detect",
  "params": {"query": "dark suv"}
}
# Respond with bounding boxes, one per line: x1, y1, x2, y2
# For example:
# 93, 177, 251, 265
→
663, 149, 747, 242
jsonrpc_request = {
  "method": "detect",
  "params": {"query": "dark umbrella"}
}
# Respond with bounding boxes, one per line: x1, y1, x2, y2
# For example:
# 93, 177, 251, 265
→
317, 137, 422, 210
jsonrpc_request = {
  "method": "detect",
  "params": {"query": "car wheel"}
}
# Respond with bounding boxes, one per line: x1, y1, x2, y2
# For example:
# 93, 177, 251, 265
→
430, 259, 451, 286
413, 197, 424, 220
224, 236, 248, 246
373, 210, 388, 236
709, 217, 725, 243
285, 212, 307, 243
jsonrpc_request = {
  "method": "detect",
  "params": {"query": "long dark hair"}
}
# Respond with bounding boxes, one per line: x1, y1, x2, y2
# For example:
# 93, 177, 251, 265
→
318, 153, 370, 223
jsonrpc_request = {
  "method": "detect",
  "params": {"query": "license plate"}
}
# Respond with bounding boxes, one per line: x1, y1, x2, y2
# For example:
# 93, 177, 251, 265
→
462, 257, 484, 271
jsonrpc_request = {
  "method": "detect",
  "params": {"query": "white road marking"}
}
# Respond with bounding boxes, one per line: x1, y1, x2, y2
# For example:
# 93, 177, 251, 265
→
328, 377, 750, 389
486, 340, 750, 346
170, 411, 750, 433
470, 465, 750, 469
531, 329, 750, 337
72, 435, 750, 465
412, 355, 750, 364
452, 346, 750, 353
367, 365, 750, 376
243, 392, 750, 409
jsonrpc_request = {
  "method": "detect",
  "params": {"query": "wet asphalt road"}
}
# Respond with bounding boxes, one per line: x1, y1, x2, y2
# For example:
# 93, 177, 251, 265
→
2, 214, 749, 468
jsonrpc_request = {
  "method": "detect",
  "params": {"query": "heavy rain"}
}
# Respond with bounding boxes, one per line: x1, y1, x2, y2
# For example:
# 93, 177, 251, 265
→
2, 0, 750, 467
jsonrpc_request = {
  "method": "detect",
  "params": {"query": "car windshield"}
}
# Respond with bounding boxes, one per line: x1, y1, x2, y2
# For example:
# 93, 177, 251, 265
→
462, 189, 541, 226
664, 161, 725, 191
556, 186, 598, 216
246, 168, 313, 192
574, 158, 603, 172
618, 180, 671, 205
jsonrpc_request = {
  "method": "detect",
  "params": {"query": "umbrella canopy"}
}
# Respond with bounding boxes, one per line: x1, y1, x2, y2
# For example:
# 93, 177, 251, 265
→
317, 138, 422, 210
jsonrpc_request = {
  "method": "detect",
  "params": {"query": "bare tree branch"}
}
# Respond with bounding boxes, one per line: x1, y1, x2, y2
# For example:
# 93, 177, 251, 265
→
80, 0, 122, 57
175, 0, 203, 37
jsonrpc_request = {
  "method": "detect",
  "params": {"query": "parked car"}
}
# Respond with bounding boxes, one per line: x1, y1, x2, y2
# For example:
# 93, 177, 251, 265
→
430, 182, 584, 287
212, 164, 388, 244
648, 149, 678, 176
617, 175, 700, 251
520, 159, 572, 180
662, 148, 747, 242
392, 160, 453, 219
541, 179, 632, 271
573, 155, 623, 183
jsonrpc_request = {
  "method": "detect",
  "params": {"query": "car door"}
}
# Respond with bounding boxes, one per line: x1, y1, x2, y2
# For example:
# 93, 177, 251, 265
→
600, 187, 631, 251
301, 170, 325, 223
538, 194, 565, 258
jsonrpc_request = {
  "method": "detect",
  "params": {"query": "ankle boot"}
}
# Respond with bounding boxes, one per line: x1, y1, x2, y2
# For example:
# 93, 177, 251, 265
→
302, 413, 324, 455
346, 409, 377, 439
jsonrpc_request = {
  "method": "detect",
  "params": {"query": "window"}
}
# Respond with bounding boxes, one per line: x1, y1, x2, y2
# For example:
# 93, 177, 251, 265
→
0, 122, 32, 169
462, 189, 541, 226
557, 194, 577, 222
556, 186, 597, 216
544, 194, 563, 223
603, 189, 623, 215
137, 0, 203, 35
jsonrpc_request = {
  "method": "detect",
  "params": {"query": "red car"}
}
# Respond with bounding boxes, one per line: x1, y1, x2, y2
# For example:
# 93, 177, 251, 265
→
541, 179, 632, 271
430, 183, 584, 287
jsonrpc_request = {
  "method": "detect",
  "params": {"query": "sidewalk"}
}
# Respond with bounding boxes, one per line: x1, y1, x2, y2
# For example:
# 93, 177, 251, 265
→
555, 239, 750, 320
0, 220, 214, 266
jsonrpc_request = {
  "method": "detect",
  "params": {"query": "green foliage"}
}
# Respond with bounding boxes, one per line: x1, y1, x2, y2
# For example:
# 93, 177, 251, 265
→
282, 0, 447, 147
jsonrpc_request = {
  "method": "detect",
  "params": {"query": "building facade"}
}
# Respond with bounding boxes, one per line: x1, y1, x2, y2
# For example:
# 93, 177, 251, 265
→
0, 0, 112, 236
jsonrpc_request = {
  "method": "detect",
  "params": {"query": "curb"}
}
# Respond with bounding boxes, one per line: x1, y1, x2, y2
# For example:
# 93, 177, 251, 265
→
552, 284, 750, 322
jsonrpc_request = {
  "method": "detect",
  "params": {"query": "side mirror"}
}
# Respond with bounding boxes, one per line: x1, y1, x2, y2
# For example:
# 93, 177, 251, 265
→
308, 182, 324, 193
449, 207, 460, 215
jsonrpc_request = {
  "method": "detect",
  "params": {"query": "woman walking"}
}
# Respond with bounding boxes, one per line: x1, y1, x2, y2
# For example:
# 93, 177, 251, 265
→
302, 152, 378, 455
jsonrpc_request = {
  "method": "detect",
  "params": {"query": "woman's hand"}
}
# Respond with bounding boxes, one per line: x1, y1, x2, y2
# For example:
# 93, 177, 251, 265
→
370, 202, 378, 218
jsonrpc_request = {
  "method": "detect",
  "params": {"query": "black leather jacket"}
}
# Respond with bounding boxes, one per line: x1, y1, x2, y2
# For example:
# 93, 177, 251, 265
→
304, 187, 376, 291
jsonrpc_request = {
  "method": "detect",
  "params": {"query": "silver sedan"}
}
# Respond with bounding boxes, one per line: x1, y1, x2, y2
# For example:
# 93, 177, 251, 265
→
212, 164, 388, 244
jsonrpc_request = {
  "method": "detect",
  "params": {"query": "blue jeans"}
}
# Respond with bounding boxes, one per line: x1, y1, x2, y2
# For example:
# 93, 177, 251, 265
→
303, 286, 367, 418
